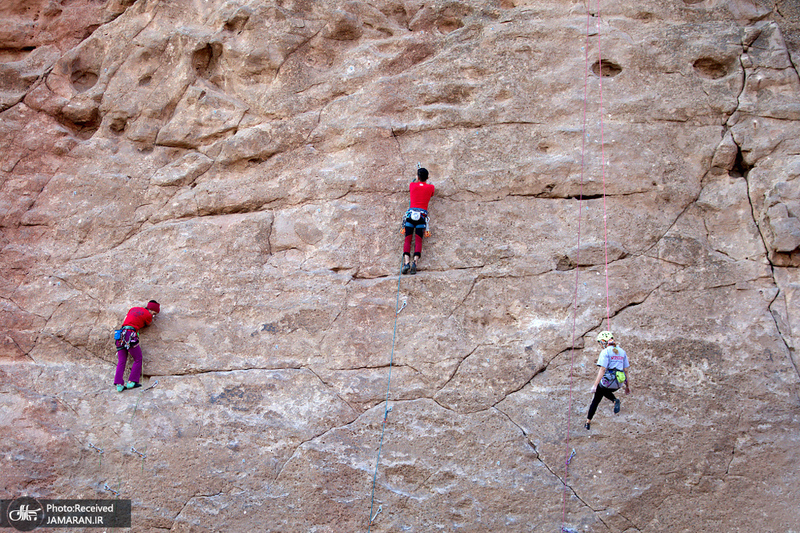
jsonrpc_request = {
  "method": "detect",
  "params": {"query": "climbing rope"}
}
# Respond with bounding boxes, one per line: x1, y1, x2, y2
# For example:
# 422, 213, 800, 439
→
88, 376, 159, 502
366, 259, 404, 531
562, 1, 611, 530
596, 1, 612, 332
129, 379, 158, 423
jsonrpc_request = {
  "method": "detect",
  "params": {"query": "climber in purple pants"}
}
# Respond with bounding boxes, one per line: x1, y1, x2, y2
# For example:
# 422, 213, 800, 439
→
113, 300, 160, 392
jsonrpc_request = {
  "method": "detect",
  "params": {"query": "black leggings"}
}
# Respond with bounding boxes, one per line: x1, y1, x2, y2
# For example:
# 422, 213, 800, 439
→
587, 386, 618, 420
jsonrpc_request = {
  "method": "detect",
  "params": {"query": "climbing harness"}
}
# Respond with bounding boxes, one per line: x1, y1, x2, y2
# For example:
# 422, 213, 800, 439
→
366, 260, 404, 531
402, 208, 431, 244
399, 210, 432, 238
600, 368, 626, 390
115, 326, 139, 351
402, 208, 429, 226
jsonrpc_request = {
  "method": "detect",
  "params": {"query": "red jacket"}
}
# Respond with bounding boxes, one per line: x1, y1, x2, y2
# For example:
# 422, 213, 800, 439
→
122, 307, 154, 330
409, 181, 434, 210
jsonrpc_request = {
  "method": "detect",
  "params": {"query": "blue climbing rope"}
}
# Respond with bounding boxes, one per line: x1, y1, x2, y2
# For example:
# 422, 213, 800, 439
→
367, 260, 404, 531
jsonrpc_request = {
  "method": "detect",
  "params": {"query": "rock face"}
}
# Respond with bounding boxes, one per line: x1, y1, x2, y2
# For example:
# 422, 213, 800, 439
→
2, 0, 800, 531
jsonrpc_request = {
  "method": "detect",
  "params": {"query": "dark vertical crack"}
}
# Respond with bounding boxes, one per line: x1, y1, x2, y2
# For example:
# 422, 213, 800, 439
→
491, 405, 607, 527
445, 275, 480, 319
737, 139, 800, 380
768, 289, 800, 380
724, 28, 800, 381
433, 342, 485, 394
304, 365, 360, 414
170, 491, 225, 527
724, 408, 744, 475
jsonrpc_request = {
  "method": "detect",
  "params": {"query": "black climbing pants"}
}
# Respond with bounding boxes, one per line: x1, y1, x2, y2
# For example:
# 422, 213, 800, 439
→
587, 385, 618, 420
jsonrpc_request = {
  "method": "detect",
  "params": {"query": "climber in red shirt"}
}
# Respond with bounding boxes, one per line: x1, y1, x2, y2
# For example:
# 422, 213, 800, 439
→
402, 167, 435, 275
113, 300, 160, 392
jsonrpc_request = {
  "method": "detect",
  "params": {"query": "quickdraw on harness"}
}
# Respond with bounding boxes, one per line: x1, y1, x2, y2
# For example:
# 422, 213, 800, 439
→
600, 367, 626, 390
114, 325, 139, 350
400, 208, 432, 238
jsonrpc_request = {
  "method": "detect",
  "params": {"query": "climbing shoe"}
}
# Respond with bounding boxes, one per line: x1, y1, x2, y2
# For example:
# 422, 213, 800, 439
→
401, 263, 411, 275
584, 422, 591, 430
116, 384, 124, 393
409, 262, 417, 275
614, 399, 621, 414
125, 381, 142, 389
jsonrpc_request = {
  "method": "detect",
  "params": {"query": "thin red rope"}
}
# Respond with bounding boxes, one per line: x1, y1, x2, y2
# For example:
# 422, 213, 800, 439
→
562, 1, 611, 530
596, 0, 612, 331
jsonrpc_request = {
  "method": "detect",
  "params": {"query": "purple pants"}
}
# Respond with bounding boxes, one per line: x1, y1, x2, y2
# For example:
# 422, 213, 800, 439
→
114, 329, 142, 385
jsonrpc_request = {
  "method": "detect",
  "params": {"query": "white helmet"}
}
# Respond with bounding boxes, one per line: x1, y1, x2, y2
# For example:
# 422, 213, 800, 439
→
596, 331, 614, 343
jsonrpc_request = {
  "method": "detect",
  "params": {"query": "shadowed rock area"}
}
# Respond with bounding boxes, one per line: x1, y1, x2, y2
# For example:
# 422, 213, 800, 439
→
1, 0, 800, 531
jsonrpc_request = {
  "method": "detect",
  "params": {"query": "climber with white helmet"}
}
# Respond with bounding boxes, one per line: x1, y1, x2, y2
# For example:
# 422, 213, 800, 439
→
585, 330, 630, 430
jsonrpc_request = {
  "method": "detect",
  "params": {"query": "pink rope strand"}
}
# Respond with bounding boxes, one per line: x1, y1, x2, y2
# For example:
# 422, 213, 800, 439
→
596, 0, 611, 331
563, 0, 615, 529
561, 2, 593, 529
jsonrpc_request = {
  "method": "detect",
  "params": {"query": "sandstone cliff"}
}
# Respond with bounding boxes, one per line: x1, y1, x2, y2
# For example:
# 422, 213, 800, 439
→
2, 0, 800, 531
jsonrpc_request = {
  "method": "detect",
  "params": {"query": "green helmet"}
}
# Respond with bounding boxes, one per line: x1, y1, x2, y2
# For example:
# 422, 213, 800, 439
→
596, 331, 614, 343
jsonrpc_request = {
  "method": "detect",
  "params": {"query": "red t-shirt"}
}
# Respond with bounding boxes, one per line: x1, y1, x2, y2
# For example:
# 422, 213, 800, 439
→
122, 307, 154, 330
409, 181, 434, 210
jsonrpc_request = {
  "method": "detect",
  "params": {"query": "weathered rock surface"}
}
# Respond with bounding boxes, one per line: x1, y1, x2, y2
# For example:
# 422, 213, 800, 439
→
2, 0, 800, 531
